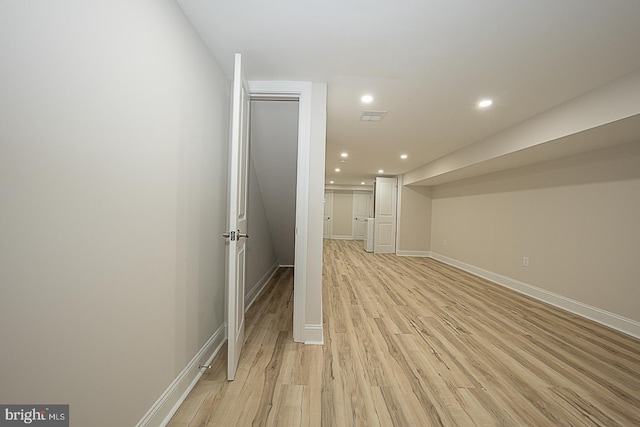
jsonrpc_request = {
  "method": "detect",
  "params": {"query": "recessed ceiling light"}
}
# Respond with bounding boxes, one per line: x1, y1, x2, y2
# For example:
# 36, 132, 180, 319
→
361, 182, 366, 185
400, 154, 408, 159
478, 99, 493, 108
361, 95, 373, 103
341, 152, 348, 158
335, 168, 340, 172
329, 181, 334, 184
378, 169, 384, 174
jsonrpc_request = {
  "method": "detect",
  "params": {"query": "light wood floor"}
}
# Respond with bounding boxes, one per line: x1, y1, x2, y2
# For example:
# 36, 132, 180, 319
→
168, 239, 640, 426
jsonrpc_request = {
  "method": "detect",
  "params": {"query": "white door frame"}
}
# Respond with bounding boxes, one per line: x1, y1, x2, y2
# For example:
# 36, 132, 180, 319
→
248, 80, 312, 343
323, 190, 333, 239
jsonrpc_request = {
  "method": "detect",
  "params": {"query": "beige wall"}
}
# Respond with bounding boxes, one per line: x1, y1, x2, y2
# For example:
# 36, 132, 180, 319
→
397, 183, 432, 253
331, 190, 354, 237
430, 142, 640, 322
0, 1, 229, 425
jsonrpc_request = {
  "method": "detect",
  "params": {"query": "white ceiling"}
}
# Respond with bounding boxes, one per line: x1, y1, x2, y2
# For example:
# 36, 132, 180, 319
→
177, 0, 640, 185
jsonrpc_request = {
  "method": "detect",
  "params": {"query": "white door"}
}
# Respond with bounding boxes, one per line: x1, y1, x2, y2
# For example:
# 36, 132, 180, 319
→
225, 53, 250, 381
323, 190, 333, 238
353, 191, 371, 240
374, 177, 397, 253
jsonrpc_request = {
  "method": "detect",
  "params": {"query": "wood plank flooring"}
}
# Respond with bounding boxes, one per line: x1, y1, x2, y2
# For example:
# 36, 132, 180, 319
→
168, 239, 640, 426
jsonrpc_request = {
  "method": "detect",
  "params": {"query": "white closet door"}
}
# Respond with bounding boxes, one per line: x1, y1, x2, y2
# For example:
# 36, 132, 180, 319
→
374, 177, 397, 253
353, 191, 371, 240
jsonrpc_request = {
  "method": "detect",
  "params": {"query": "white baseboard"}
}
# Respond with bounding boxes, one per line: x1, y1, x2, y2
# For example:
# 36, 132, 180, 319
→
245, 262, 279, 311
429, 252, 640, 339
304, 323, 324, 345
330, 235, 354, 240
135, 324, 226, 427
397, 250, 431, 257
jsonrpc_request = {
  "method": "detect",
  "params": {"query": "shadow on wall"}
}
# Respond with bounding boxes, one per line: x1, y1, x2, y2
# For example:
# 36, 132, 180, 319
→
433, 141, 640, 198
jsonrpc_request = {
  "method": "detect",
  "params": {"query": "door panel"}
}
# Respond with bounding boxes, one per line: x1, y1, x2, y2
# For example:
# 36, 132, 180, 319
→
374, 177, 397, 253
353, 191, 371, 240
226, 53, 250, 381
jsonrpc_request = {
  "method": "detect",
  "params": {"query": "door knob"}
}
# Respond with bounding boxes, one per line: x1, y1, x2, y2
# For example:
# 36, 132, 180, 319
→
237, 230, 249, 239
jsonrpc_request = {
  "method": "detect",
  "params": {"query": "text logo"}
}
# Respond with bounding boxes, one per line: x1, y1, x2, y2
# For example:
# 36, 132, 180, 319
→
0, 405, 68, 427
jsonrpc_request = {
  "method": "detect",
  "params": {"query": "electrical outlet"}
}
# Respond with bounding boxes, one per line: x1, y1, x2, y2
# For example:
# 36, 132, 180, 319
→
522, 257, 529, 267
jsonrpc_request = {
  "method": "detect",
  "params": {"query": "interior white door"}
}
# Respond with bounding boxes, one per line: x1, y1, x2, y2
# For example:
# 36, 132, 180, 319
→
225, 53, 250, 381
353, 191, 371, 240
323, 190, 333, 238
374, 177, 397, 253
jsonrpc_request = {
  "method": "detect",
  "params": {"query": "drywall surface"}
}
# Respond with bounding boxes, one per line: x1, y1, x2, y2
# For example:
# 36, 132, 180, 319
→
246, 157, 278, 296
0, 1, 229, 425
431, 142, 640, 322
405, 70, 640, 186
397, 184, 432, 253
331, 191, 355, 237
249, 100, 298, 265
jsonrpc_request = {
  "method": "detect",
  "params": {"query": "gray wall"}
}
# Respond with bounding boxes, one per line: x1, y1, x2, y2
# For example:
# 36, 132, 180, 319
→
0, 1, 230, 426
249, 100, 299, 266
246, 156, 278, 300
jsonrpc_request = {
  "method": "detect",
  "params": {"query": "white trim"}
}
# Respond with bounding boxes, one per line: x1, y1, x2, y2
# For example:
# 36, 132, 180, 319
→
430, 252, 640, 339
330, 235, 354, 240
304, 324, 324, 345
136, 325, 226, 427
397, 250, 431, 257
279, 264, 295, 268
323, 189, 333, 239
395, 175, 403, 254
249, 80, 313, 344
245, 262, 279, 311
325, 184, 374, 191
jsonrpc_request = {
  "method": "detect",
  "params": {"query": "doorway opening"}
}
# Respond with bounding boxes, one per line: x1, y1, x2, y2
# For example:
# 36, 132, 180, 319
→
244, 99, 299, 314
226, 55, 325, 381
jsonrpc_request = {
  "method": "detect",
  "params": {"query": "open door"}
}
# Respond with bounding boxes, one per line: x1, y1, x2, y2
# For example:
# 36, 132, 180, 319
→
224, 53, 250, 380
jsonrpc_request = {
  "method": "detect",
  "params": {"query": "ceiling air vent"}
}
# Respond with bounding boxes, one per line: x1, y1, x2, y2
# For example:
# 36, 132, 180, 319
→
360, 110, 387, 122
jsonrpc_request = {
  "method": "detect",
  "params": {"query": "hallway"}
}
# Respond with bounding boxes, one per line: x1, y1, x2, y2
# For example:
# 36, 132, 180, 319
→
169, 240, 640, 426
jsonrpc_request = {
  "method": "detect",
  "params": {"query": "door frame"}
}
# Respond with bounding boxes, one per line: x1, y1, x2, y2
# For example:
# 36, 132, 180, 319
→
323, 189, 333, 239
248, 80, 314, 343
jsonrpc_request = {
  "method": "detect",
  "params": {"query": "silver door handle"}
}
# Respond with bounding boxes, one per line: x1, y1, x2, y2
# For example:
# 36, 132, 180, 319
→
237, 231, 249, 239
